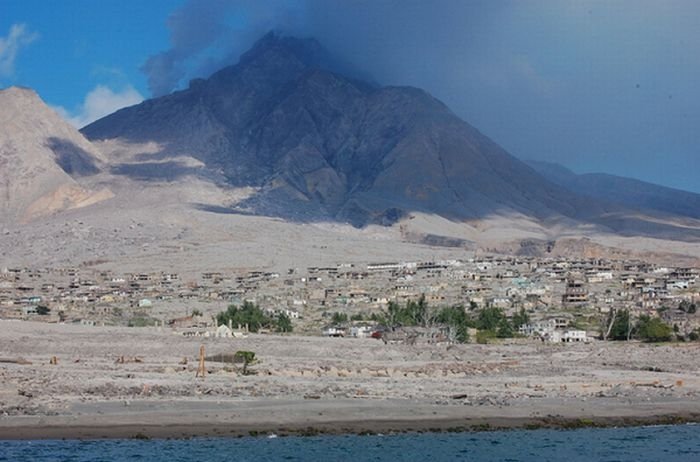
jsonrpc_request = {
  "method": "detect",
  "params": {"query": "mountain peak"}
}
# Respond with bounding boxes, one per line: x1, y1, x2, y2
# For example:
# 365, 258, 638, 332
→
0, 85, 37, 95
238, 31, 326, 68
0, 86, 43, 106
0, 86, 110, 223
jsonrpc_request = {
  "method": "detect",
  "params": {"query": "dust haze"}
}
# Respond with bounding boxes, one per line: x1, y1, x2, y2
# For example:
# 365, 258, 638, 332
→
142, 0, 700, 193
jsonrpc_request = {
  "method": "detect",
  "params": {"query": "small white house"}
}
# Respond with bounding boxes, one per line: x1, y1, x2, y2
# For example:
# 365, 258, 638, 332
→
562, 329, 588, 342
323, 325, 347, 337
350, 325, 375, 338
215, 324, 233, 338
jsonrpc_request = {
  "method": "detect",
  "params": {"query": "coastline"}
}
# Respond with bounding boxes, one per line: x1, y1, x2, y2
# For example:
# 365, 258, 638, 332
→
2, 398, 700, 440
4, 322, 700, 441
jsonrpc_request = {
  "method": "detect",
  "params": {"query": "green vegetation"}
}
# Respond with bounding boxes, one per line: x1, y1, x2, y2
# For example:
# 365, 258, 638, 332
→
233, 350, 257, 375
477, 307, 506, 331
331, 312, 348, 324
496, 318, 515, 338
433, 305, 473, 343
605, 309, 633, 341
369, 312, 384, 322
476, 329, 497, 344
128, 316, 158, 327
375, 296, 530, 344
511, 308, 530, 330
605, 309, 674, 342
36, 305, 51, 315
276, 312, 293, 333
216, 301, 292, 333
636, 315, 673, 342
385, 294, 430, 327
217, 302, 270, 332
475, 307, 516, 339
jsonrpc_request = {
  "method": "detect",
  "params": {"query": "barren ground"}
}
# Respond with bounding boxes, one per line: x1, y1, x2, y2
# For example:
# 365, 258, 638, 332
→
1, 321, 700, 438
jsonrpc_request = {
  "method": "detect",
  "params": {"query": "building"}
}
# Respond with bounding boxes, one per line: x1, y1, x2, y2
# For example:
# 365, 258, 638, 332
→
562, 329, 588, 342
562, 277, 588, 304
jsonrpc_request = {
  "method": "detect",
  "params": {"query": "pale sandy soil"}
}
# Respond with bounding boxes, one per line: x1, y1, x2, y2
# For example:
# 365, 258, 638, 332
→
1, 320, 700, 438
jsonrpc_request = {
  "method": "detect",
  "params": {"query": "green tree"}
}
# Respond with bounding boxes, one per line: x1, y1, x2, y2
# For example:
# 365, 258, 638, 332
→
477, 307, 506, 331
636, 315, 673, 342
382, 296, 435, 328
233, 350, 257, 375
434, 305, 473, 343
331, 312, 348, 324
409, 294, 429, 327
606, 309, 633, 341
216, 301, 273, 333
496, 318, 514, 338
369, 312, 386, 324
385, 301, 400, 326
511, 308, 530, 330
276, 313, 293, 333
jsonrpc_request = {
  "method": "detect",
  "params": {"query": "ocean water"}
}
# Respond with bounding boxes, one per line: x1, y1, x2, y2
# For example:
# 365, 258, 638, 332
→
1, 425, 699, 462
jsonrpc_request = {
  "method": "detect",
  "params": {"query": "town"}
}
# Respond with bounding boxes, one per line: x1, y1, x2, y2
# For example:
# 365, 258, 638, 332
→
1, 254, 698, 344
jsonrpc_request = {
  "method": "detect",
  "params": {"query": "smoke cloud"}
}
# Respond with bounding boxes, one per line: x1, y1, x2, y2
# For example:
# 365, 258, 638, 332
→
54, 85, 144, 128
142, 0, 700, 192
0, 23, 39, 77
141, 0, 303, 96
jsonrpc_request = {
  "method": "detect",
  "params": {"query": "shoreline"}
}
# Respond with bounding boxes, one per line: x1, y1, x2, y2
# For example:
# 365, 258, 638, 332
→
4, 322, 700, 441
2, 398, 700, 440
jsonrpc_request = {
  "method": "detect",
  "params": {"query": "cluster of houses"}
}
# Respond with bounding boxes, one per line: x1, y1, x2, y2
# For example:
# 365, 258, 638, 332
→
518, 316, 589, 343
0, 255, 698, 341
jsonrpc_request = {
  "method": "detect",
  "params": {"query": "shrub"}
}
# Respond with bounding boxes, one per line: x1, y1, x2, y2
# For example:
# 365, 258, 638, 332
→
476, 330, 497, 344
216, 302, 273, 333
276, 313, 293, 333
636, 315, 673, 343
233, 350, 257, 375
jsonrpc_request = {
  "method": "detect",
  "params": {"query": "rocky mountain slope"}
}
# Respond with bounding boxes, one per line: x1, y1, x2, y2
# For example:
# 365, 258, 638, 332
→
3, 33, 700, 273
527, 160, 700, 221
0, 87, 112, 223
83, 33, 610, 228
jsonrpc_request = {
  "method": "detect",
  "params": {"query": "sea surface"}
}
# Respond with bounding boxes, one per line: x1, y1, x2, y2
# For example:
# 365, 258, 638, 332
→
1, 424, 699, 462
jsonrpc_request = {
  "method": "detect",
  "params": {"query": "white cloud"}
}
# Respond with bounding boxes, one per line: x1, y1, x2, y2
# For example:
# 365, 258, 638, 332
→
55, 85, 144, 128
0, 23, 39, 77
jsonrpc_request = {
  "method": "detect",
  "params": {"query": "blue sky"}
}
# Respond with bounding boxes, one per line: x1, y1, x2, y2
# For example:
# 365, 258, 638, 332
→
0, 0, 180, 124
1, 0, 699, 193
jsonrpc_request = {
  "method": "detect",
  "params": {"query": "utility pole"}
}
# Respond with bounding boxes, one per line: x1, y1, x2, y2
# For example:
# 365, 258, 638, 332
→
196, 345, 206, 378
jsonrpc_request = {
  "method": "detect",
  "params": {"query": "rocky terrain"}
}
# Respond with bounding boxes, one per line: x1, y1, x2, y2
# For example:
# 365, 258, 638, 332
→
528, 159, 700, 221
81, 33, 700, 240
1, 321, 700, 438
0, 87, 112, 224
2, 33, 700, 272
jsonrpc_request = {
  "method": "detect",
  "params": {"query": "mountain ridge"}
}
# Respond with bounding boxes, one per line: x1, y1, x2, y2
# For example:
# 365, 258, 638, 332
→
3, 32, 699, 253
83, 32, 611, 228
0, 86, 112, 223
527, 159, 700, 221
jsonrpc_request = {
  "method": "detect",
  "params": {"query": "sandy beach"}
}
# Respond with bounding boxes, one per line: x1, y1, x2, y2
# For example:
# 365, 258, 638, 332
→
2, 320, 700, 439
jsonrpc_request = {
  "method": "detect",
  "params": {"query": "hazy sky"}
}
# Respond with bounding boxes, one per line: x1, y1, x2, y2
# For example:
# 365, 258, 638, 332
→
1, 0, 698, 192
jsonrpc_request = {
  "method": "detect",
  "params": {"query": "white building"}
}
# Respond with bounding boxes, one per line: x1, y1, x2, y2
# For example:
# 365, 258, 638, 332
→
350, 324, 376, 338
562, 329, 588, 342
